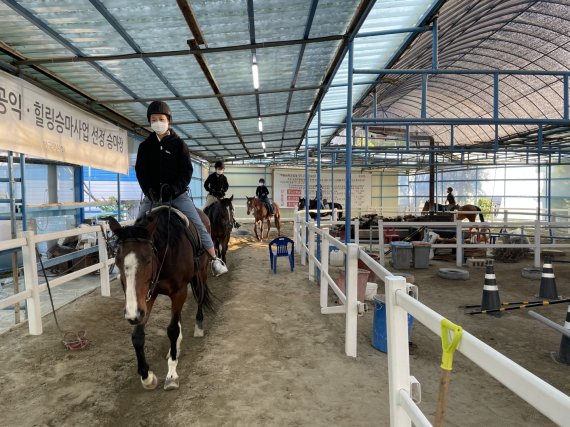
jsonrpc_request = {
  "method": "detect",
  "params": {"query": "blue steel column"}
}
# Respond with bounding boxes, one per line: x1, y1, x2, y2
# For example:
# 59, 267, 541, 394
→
345, 40, 354, 244
316, 105, 322, 262
19, 154, 27, 231
317, 105, 322, 226
331, 153, 335, 210
365, 125, 369, 166
432, 16, 438, 69
117, 173, 122, 221
77, 166, 85, 224
304, 134, 309, 227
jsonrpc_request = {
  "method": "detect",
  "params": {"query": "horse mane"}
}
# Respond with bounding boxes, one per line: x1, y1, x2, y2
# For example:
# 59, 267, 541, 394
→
135, 208, 187, 253
205, 200, 228, 220
115, 224, 150, 242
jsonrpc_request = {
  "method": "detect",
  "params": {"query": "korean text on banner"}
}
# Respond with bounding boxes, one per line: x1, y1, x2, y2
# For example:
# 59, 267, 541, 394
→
0, 71, 128, 174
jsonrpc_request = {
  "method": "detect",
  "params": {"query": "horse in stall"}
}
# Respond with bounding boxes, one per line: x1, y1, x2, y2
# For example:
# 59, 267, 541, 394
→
108, 206, 213, 391
421, 201, 448, 214
297, 197, 343, 221
246, 196, 281, 241
204, 195, 233, 263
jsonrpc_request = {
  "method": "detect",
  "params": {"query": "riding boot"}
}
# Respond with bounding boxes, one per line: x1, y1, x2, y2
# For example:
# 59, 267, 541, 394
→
233, 220, 241, 229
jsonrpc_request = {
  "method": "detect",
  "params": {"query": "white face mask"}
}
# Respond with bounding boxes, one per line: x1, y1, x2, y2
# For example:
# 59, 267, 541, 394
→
216, 169, 224, 175
151, 121, 168, 135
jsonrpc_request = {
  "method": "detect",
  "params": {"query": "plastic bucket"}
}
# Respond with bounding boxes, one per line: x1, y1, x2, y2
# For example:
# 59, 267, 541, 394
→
372, 295, 414, 353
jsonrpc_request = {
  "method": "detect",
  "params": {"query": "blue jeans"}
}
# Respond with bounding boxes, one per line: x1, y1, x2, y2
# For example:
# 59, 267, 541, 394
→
138, 193, 214, 250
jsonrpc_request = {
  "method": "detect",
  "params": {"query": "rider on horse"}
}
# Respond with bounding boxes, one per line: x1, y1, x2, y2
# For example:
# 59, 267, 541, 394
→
256, 178, 274, 215
135, 101, 228, 276
446, 187, 458, 211
204, 160, 240, 228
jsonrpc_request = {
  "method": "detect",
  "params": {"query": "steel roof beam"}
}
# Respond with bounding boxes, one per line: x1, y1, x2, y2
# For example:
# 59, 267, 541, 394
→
296, 0, 376, 151
95, 85, 322, 104
173, 109, 310, 125
88, 0, 221, 154
280, 0, 319, 152
12, 35, 346, 66
181, 128, 305, 140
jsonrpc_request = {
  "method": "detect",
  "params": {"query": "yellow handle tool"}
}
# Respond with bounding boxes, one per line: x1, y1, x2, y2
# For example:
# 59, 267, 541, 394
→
435, 319, 463, 427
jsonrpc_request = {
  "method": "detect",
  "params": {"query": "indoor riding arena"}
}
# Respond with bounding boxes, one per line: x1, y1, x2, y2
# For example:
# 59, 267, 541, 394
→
1, 1, 570, 426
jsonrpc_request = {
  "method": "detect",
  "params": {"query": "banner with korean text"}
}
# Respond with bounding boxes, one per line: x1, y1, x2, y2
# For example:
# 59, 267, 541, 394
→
0, 71, 128, 174
273, 170, 371, 208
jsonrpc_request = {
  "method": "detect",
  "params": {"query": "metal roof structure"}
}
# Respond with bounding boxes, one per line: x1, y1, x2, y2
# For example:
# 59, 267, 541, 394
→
1, 0, 569, 170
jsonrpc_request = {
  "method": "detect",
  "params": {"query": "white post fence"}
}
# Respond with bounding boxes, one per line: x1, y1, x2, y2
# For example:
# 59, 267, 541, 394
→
0, 223, 115, 335
296, 211, 570, 426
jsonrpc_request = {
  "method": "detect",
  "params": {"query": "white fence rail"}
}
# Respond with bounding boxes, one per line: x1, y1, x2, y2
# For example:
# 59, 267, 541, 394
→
294, 212, 570, 426
0, 224, 115, 335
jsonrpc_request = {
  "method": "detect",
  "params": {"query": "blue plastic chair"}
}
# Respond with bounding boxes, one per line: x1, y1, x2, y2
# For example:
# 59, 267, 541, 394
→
268, 236, 295, 273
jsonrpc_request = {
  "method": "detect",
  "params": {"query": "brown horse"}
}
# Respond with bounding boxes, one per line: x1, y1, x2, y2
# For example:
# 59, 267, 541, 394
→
452, 204, 485, 223
204, 195, 233, 263
246, 196, 281, 241
108, 206, 212, 391
421, 201, 484, 222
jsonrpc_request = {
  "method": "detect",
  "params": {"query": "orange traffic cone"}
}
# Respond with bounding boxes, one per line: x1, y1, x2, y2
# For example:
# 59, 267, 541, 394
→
481, 262, 501, 317
554, 303, 570, 365
539, 256, 559, 300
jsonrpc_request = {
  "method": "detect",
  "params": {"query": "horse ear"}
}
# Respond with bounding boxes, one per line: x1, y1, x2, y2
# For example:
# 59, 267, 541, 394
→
108, 217, 122, 235
229, 194, 234, 202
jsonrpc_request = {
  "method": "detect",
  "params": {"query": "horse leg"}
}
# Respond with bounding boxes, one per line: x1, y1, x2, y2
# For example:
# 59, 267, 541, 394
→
164, 287, 187, 391
132, 322, 158, 390
275, 213, 281, 236
265, 218, 271, 240
193, 258, 211, 337
254, 219, 260, 241
259, 219, 265, 241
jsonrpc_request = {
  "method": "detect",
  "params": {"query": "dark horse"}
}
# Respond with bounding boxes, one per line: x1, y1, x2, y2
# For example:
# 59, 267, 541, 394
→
297, 197, 343, 221
246, 196, 281, 241
204, 195, 233, 263
108, 206, 212, 391
422, 200, 484, 227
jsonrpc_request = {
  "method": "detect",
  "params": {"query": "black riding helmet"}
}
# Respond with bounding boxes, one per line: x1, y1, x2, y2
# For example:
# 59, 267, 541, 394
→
214, 160, 224, 169
447, 187, 453, 192
259, 178, 265, 184
147, 101, 172, 122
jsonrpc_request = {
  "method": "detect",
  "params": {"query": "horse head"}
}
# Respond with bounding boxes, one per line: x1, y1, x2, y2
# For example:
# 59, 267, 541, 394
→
246, 196, 254, 215
109, 215, 159, 325
298, 197, 306, 210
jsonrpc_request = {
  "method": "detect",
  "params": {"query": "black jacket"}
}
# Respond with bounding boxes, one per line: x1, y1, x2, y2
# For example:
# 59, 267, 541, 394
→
204, 173, 229, 198
256, 185, 269, 199
135, 130, 192, 199
446, 193, 456, 205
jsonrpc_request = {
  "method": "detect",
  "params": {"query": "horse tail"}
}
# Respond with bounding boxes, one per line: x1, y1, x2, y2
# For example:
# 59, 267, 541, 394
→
191, 274, 215, 311
477, 206, 484, 222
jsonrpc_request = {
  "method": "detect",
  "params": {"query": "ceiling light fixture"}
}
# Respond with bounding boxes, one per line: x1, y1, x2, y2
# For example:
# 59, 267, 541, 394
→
261, 141, 266, 149
264, 152, 267, 158
258, 118, 263, 132
252, 63, 259, 89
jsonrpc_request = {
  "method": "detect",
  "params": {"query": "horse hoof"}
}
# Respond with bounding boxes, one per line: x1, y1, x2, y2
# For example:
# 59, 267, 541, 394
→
194, 324, 204, 337
141, 371, 158, 390
164, 377, 179, 391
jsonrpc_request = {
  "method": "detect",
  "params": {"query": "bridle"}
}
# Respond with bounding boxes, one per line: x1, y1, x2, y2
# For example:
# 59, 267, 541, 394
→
117, 204, 172, 302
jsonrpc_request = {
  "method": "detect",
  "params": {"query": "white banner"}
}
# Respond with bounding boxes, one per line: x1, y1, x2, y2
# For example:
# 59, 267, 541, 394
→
0, 70, 128, 174
273, 170, 371, 208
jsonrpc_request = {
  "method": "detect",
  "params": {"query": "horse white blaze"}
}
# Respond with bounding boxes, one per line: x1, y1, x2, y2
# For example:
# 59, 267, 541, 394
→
123, 252, 139, 320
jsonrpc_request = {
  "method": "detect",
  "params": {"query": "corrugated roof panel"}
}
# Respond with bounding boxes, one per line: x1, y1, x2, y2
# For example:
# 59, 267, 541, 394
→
258, 93, 290, 116
191, 0, 251, 47
205, 50, 255, 94
253, 0, 307, 42
309, 0, 360, 38
224, 95, 259, 118
150, 56, 216, 95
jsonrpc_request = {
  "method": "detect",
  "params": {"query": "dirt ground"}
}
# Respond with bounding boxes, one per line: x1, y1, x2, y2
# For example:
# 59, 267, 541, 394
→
0, 221, 569, 426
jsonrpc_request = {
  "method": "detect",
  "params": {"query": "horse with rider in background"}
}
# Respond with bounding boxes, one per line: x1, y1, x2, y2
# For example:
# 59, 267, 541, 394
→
246, 196, 281, 241
297, 197, 343, 221
204, 195, 234, 263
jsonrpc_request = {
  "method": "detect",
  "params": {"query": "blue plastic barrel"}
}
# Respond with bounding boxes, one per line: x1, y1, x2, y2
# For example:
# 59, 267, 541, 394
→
372, 295, 414, 353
